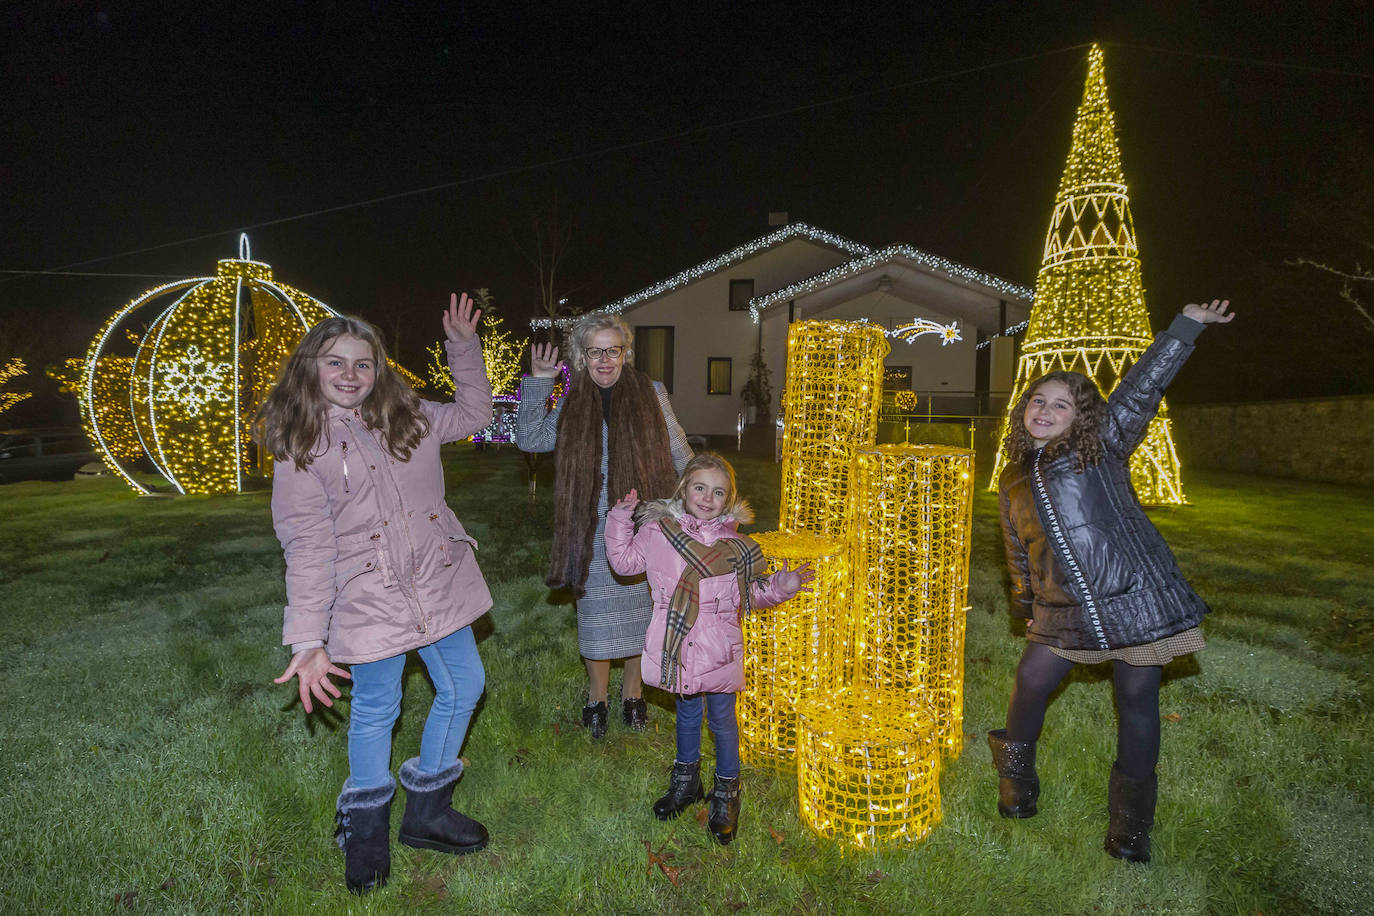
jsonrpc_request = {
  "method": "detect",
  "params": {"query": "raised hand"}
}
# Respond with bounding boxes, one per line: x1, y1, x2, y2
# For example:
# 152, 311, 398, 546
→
274, 647, 351, 714
613, 488, 640, 512
531, 342, 563, 378
772, 560, 816, 601
1182, 298, 1234, 324
443, 292, 482, 342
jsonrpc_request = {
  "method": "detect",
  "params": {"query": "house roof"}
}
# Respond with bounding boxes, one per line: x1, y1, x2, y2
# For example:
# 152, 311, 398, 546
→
530, 222, 870, 329
748, 244, 1034, 328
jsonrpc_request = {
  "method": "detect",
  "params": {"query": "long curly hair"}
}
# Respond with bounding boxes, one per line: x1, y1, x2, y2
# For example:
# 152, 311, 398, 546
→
1001, 371, 1107, 471
566, 312, 634, 374
253, 316, 429, 469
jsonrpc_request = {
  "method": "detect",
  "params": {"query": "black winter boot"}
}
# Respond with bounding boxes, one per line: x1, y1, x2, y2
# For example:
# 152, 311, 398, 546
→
707, 773, 741, 845
582, 701, 609, 739
335, 778, 394, 895
987, 729, 1039, 818
397, 758, 489, 855
652, 760, 704, 820
1105, 763, 1156, 863
622, 696, 649, 731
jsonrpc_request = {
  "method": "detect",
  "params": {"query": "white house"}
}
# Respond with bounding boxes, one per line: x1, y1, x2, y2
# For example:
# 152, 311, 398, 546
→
537, 222, 1033, 439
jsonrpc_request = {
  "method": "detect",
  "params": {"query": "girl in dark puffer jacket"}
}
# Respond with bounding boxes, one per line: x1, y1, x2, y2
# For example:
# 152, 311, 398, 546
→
989, 299, 1234, 864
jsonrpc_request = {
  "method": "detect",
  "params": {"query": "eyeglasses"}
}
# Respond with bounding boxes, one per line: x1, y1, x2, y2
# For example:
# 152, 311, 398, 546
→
585, 346, 624, 361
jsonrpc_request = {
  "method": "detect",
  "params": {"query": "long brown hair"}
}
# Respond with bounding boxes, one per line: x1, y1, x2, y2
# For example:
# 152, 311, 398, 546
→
253, 316, 429, 469
1001, 371, 1107, 471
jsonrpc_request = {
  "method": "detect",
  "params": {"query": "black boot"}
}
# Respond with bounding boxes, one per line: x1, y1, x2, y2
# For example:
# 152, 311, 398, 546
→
397, 758, 489, 855
335, 778, 394, 895
652, 760, 704, 820
987, 729, 1039, 818
707, 773, 741, 845
582, 701, 609, 739
1105, 763, 1156, 863
622, 696, 648, 731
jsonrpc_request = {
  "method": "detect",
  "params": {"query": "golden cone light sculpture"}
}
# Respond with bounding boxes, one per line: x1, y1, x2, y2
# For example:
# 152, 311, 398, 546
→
81, 236, 336, 495
990, 44, 1187, 505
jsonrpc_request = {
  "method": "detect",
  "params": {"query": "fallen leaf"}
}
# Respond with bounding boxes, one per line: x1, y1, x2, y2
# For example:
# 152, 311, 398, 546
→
659, 863, 682, 887
768, 827, 784, 846
552, 722, 561, 737
115, 891, 138, 907
1164, 713, 1182, 722
867, 869, 887, 883
645, 840, 675, 877
160, 877, 177, 890
971, 655, 991, 664
695, 807, 709, 827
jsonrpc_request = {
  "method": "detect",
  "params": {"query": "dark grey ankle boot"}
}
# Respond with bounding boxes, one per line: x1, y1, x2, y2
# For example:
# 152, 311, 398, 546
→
1105, 763, 1156, 863
707, 773, 741, 845
397, 758, 488, 855
652, 759, 704, 820
335, 778, 394, 895
987, 729, 1039, 818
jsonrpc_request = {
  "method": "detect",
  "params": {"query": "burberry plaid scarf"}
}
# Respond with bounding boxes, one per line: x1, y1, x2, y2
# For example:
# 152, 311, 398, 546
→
657, 517, 765, 692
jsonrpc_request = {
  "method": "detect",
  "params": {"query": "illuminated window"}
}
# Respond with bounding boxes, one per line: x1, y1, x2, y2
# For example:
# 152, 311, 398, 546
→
707, 357, 732, 395
634, 326, 675, 393
729, 279, 755, 311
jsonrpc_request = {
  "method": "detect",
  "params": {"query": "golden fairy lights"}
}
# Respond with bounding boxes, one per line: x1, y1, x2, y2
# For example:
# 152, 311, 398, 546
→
849, 445, 974, 756
749, 319, 974, 849
741, 531, 850, 770
990, 44, 1187, 505
81, 236, 335, 494
778, 321, 888, 539
0, 357, 33, 416
796, 688, 941, 848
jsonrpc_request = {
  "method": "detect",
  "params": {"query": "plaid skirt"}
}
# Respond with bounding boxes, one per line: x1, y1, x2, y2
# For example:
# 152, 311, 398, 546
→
1049, 626, 1205, 666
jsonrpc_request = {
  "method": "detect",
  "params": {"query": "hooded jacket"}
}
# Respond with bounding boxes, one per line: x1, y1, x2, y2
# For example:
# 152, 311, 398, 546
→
998, 314, 1210, 651
272, 336, 494, 664
604, 498, 790, 695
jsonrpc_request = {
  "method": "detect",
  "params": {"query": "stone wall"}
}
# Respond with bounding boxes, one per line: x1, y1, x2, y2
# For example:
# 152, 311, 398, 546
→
1169, 395, 1374, 487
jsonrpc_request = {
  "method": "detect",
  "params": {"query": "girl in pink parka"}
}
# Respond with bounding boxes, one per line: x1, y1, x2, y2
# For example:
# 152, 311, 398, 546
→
605, 452, 812, 845
255, 295, 493, 895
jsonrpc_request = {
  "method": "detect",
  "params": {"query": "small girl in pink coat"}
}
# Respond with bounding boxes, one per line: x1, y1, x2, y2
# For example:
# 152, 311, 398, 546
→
255, 294, 493, 895
605, 452, 812, 845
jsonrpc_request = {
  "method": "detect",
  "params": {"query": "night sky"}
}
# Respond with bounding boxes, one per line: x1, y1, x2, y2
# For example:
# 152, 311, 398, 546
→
4, 2, 1372, 425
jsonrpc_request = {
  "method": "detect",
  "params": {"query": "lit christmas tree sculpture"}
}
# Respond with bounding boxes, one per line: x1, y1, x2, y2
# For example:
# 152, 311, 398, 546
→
991, 44, 1186, 505
81, 236, 336, 495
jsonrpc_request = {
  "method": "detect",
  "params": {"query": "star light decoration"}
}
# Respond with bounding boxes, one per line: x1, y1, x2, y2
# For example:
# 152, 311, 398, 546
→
890, 318, 962, 346
80, 235, 337, 495
990, 44, 1187, 504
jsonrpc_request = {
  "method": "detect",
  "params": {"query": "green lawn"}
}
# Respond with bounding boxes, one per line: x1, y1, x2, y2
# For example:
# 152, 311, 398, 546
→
1, 448, 1371, 914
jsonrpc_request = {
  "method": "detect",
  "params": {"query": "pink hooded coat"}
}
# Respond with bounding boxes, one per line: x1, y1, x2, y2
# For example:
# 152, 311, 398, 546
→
604, 499, 789, 695
272, 336, 493, 665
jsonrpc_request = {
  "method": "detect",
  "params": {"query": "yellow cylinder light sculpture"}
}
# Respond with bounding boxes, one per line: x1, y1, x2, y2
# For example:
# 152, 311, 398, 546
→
740, 531, 851, 770
849, 444, 975, 756
81, 235, 337, 495
796, 687, 941, 848
778, 320, 888, 539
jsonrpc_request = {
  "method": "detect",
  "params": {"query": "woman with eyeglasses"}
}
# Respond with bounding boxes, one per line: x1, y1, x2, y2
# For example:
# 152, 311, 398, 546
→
515, 312, 692, 738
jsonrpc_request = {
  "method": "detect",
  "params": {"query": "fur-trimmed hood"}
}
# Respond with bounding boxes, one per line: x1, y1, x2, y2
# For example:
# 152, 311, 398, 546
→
632, 496, 754, 535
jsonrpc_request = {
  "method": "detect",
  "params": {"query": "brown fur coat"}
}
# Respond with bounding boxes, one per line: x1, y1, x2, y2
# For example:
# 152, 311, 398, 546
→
548, 365, 677, 595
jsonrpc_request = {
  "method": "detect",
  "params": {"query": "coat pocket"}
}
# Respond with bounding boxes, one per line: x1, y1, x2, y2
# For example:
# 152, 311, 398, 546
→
335, 529, 388, 592
428, 509, 479, 568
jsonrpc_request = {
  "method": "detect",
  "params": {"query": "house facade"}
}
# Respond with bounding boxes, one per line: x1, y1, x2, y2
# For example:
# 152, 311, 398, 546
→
537, 222, 1033, 439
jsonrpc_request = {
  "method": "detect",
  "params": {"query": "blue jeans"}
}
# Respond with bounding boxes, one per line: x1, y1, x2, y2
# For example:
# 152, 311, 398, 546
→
675, 692, 740, 779
346, 626, 485, 789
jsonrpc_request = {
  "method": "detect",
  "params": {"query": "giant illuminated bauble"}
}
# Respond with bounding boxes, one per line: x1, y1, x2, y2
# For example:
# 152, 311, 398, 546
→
82, 236, 336, 495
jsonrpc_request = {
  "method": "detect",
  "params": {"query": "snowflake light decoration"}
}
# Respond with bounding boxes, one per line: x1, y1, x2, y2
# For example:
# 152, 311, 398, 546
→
156, 345, 234, 416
